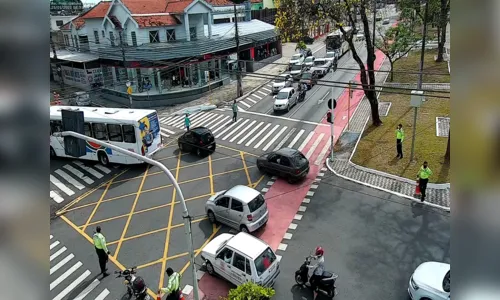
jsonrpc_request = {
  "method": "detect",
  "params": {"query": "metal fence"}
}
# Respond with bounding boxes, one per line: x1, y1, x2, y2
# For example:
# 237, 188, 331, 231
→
251, 8, 277, 25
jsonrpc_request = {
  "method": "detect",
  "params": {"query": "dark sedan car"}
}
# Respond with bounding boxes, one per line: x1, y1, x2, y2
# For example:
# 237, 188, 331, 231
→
256, 148, 309, 183
178, 126, 216, 156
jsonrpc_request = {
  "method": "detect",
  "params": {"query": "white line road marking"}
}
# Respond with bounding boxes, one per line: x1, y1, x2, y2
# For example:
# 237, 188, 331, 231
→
315, 139, 332, 165
263, 126, 287, 151
164, 115, 184, 126
266, 181, 274, 186
50, 261, 82, 290
274, 128, 296, 151
160, 116, 175, 123
94, 289, 110, 300
254, 125, 280, 149
73, 278, 100, 300
294, 214, 303, 220
50, 247, 67, 261
222, 119, 250, 140
246, 123, 271, 147
174, 113, 204, 128
238, 106, 246, 112
190, 113, 214, 127
50, 254, 74, 275
307, 191, 315, 197
93, 164, 111, 174
63, 165, 94, 184
239, 101, 251, 108
343, 115, 347, 120
311, 184, 319, 189
52, 269, 91, 300
159, 117, 168, 122
278, 243, 288, 251
252, 94, 263, 100
161, 132, 170, 138
210, 116, 231, 133
298, 206, 307, 212
238, 122, 264, 145
50, 191, 64, 203
215, 119, 242, 138
246, 98, 257, 104
73, 161, 103, 179
283, 233, 293, 239
302, 198, 311, 203
257, 90, 267, 96
288, 223, 298, 230
50, 175, 74, 196
266, 84, 272, 88
230, 120, 256, 142
50, 241, 60, 250
240, 110, 328, 126
287, 129, 305, 149
298, 131, 315, 152
50, 235, 53, 239
55, 170, 85, 190
203, 114, 225, 128
261, 187, 269, 193
160, 127, 175, 135
262, 87, 272, 93
306, 133, 324, 159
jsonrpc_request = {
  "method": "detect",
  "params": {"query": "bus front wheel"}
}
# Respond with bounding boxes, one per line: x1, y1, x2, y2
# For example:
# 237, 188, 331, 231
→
98, 152, 109, 166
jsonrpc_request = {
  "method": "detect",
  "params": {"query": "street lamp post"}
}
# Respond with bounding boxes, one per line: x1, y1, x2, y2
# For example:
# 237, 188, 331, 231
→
58, 131, 201, 300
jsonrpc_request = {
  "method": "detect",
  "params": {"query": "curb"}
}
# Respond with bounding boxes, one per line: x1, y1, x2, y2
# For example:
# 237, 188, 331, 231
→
326, 159, 450, 212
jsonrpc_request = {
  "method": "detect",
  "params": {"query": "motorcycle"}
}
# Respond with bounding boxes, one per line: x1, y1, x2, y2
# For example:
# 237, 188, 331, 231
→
295, 256, 338, 298
298, 89, 306, 102
115, 267, 151, 300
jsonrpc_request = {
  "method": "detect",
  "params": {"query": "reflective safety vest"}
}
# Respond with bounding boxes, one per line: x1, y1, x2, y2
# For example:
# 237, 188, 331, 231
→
161, 272, 181, 294
396, 128, 405, 141
93, 233, 108, 252
418, 166, 433, 180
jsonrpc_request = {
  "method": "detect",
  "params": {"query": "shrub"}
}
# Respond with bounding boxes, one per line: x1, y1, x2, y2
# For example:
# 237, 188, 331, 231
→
221, 282, 276, 300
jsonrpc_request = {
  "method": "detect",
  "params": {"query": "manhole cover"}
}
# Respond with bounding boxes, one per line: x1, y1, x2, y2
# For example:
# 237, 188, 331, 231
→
378, 102, 391, 116
436, 117, 450, 137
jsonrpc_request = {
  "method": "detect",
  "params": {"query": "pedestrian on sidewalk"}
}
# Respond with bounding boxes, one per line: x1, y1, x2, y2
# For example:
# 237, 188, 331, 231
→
396, 124, 405, 159
232, 100, 238, 122
93, 226, 110, 277
417, 161, 433, 202
158, 267, 181, 300
184, 113, 191, 131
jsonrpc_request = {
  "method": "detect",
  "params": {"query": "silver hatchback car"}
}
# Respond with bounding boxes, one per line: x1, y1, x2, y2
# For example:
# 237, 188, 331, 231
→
205, 185, 269, 233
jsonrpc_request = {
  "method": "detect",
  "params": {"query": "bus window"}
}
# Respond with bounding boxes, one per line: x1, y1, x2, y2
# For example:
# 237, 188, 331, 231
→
92, 123, 108, 141
123, 125, 136, 143
107, 124, 123, 142
50, 120, 63, 135
84, 123, 93, 137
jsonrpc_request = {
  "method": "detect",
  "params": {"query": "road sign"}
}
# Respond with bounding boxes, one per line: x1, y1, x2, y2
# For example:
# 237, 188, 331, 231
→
327, 98, 337, 109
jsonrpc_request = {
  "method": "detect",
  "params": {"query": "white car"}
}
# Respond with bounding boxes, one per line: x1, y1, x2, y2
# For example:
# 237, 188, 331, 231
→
289, 53, 305, 66
325, 51, 337, 63
272, 74, 293, 94
273, 87, 298, 112
408, 262, 450, 300
200, 232, 281, 287
304, 56, 315, 68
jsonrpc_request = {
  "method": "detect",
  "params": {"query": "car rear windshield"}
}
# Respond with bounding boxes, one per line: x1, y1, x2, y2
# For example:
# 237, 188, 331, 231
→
254, 247, 277, 276
305, 57, 314, 63
291, 64, 302, 71
301, 73, 312, 79
292, 152, 307, 166
275, 76, 286, 82
291, 54, 301, 60
314, 60, 325, 66
326, 52, 335, 58
276, 91, 289, 99
248, 194, 265, 213
200, 132, 214, 143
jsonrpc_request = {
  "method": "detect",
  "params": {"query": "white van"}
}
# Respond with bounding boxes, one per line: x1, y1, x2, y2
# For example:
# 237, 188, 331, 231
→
201, 232, 280, 287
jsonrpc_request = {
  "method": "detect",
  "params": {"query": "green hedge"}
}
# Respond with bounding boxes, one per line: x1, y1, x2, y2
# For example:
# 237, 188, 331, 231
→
221, 282, 275, 300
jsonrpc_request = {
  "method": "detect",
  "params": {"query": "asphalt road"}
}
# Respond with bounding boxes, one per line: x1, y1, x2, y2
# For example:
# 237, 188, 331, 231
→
271, 174, 450, 300
56, 143, 271, 296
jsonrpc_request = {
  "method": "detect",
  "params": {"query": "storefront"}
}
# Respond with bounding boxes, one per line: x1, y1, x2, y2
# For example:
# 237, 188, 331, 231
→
50, 50, 103, 91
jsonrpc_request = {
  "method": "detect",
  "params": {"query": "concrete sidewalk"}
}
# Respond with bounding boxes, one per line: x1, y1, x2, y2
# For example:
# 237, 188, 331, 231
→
325, 57, 451, 211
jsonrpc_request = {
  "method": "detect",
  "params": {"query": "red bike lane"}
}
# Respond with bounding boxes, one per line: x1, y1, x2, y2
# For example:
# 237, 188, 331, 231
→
198, 50, 386, 299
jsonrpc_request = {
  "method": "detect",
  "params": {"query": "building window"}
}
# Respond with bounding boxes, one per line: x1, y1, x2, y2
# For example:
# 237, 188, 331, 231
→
109, 31, 115, 46
94, 30, 100, 44
56, 20, 64, 27
102, 30, 105, 38
149, 30, 159, 43
74, 35, 79, 48
166, 29, 176, 41
189, 27, 197, 40
214, 18, 231, 24
131, 31, 137, 46
64, 35, 70, 46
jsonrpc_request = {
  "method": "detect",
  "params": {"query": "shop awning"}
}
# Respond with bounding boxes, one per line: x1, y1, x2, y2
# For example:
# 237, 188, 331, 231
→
50, 49, 99, 63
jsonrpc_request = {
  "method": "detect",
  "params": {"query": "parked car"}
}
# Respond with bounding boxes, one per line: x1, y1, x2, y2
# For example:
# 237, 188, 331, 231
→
382, 18, 390, 25
272, 73, 293, 94
200, 232, 281, 287
273, 87, 298, 113
256, 148, 309, 183
310, 58, 332, 77
289, 53, 305, 68
408, 262, 450, 300
178, 126, 216, 156
205, 185, 269, 233
74, 91, 91, 106
303, 56, 316, 68
299, 71, 318, 90
290, 63, 305, 80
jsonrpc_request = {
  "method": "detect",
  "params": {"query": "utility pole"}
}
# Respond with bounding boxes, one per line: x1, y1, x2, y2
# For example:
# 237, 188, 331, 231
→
372, 0, 376, 48
234, 4, 243, 97
410, 0, 429, 161
50, 32, 58, 60
119, 30, 129, 81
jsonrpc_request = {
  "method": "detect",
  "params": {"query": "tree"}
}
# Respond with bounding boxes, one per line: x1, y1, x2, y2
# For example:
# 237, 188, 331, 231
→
444, 130, 450, 163
375, 22, 418, 81
222, 282, 276, 300
435, 0, 450, 62
276, 0, 383, 126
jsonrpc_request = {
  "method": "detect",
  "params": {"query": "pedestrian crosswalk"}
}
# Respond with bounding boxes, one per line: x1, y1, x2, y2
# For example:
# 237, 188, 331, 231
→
158, 111, 332, 165
50, 234, 111, 300
234, 83, 273, 110
50, 161, 115, 204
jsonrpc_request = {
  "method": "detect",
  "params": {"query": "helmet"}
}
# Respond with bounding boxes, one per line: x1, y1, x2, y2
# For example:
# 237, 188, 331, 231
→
315, 246, 324, 256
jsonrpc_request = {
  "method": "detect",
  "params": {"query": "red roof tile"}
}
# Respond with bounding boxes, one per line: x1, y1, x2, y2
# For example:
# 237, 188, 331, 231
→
165, 0, 192, 13
133, 15, 181, 27
205, 0, 232, 6
250, 0, 262, 3
122, 0, 169, 14
82, 1, 111, 19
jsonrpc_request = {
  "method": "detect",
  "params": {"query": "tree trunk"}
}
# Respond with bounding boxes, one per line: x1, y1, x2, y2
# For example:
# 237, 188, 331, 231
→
389, 58, 394, 82
436, 0, 448, 62
444, 130, 450, 162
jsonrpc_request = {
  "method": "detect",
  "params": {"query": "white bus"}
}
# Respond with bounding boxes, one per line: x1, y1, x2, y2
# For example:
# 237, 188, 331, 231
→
325, 26, 353, 57
50, 106, 162, 165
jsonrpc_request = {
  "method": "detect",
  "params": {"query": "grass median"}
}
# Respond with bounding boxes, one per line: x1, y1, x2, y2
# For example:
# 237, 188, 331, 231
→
391, 49, 450, 83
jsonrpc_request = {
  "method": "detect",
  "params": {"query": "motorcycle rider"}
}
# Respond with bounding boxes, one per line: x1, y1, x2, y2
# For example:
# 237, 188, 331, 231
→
307, 246, 325, 298
298, 82, 307, 101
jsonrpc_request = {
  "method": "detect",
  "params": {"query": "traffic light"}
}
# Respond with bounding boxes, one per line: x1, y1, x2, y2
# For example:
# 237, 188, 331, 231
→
61, 109, 86, 157
326, 111, 333, 124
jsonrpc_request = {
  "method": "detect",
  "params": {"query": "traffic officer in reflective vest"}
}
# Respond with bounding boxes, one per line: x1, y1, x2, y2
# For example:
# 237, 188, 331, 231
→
396, 124, 405, 159
159, 267, 181, 300
93, 226, 110, 277
417, 161, 433, 202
